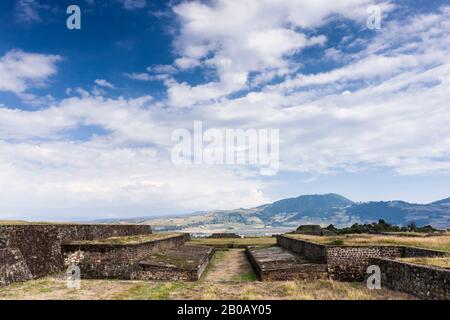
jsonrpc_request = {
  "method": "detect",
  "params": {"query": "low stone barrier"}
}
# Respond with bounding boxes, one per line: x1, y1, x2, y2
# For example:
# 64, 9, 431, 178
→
370, 257, 450, 300
277, 235, 448, 281
62, 233, 189, 279
0, 224, 153, 284
276, 235, 326, 262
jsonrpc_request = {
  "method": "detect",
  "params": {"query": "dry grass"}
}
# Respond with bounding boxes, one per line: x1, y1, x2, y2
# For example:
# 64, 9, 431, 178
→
67, 232, 183, 245
286, 233, 450, 252
0, 277, 411, 300
189, 237, 276, 247
399, 257, 450, 269
0, 220, 72, 225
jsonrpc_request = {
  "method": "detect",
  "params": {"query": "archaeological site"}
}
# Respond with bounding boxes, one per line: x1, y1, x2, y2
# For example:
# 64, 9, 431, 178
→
1, 223, 449, 300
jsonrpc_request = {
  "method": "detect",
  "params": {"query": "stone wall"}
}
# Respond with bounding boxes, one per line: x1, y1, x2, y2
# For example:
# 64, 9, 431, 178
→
326, 246, 448, 281
326, 246, 403, 281
403, 246, 448, 257
371, 257, 450, 300
62, 234, 189, 279
276, 235, 326, 262
0, 224, 152, 283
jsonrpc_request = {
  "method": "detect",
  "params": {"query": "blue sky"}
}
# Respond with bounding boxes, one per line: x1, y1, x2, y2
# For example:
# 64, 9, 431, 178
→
0, 0, 449, 221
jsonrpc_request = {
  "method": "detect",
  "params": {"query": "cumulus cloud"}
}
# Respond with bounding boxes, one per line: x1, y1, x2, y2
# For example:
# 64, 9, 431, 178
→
166, 0, 389, 107
0, 49, 61, 94
124, 72, 154, 81
0, 96, 268, 220
94, 79, 115, 89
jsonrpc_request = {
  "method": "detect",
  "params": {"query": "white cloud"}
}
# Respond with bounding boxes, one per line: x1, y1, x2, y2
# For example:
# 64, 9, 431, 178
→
15, 0, 45, 23
125, 72, 153, 81
0, 96, 268, 220
121, 0, 146, 10
147, 64, 177, 74
94, 79, 115, 89
0, 49, 61, 94
166, 0, 388, 107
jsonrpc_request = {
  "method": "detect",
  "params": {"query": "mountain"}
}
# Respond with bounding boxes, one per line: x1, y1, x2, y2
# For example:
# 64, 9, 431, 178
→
431, 197, 450, 207
98, 194, 450, 232
257, 193, 353, 221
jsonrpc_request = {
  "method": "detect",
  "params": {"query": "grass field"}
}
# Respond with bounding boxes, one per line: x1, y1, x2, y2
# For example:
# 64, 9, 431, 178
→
188, 237, 276, 247
399, 257, 450, 269
0, 220, 69, 225
67, 232, 183, 245
285, 233, 450, 252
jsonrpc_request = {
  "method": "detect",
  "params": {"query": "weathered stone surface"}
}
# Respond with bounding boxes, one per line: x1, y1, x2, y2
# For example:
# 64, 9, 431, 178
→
247, 246, 328, 281
326, 246, 404, 281
276, 235, 327, 262
371, 257, 450, 300
136, 245, 214, 281
0, 247, 33, 286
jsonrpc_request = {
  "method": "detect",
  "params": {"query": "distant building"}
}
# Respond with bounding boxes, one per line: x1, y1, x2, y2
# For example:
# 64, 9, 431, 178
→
292, 225, 336, 236
208, 233, 241, 238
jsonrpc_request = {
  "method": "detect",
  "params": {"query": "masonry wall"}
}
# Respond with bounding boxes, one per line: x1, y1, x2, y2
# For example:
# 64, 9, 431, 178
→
0, 224, 152, 282
326, 246, 448, 281
276, 236, 326, 262
326, 246, 403, 281
62, 234, 188, 279
371, 257, 450, 300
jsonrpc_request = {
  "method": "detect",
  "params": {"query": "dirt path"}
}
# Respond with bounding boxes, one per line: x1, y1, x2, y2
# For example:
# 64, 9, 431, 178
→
203, 249, 256, 282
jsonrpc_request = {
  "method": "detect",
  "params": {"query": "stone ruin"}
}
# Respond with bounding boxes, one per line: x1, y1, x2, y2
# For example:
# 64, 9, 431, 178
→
208, 233, 241, 238
1, 223, 449, 300
0, 224, 213, 286
291, 225, 336, 236
246, 235, 450, 299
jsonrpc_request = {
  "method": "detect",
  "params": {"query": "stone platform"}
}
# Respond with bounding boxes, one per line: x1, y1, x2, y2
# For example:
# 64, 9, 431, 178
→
135, 245, 214, 281
246, 246, 328, 281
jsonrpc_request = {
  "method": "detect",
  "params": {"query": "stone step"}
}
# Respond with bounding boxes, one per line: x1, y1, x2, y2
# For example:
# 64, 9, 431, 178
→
247, 246, 328, 281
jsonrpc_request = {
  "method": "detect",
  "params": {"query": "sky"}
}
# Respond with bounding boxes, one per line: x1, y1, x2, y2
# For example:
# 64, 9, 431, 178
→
0, 0, 449, 221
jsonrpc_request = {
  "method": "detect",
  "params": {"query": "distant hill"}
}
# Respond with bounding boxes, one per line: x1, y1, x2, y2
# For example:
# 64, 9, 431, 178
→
431, 197, 450, 206
93, 194, 450, 231
257, 193, 353, 221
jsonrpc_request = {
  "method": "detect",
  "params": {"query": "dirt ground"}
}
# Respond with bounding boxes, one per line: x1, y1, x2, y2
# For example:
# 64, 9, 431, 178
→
203, 249, 254, 282
0, 249, 413, 300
